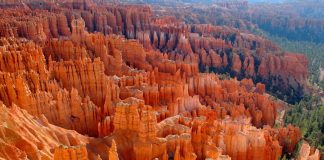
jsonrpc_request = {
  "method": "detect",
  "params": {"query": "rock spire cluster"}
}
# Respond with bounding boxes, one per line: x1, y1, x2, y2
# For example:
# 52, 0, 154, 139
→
0, 1, 315, 160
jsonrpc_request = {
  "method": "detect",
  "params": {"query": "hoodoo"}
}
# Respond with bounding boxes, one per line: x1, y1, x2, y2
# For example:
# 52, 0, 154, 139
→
0, 0, 321, 160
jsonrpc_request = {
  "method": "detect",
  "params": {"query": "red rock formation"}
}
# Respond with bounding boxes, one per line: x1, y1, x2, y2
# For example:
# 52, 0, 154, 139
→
0, 3, 310, 160
0, 6, 308, 102
190, 116, 284, 160
49, 57, 108, 106
277, 125, 302, 153
231, 53, 242, 74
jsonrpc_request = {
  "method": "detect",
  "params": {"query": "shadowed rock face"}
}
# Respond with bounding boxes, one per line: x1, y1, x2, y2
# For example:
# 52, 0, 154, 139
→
0, 1, 307, 160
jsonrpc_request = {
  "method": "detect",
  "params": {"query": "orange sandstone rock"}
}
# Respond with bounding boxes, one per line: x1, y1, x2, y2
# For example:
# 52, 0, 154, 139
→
298, 141, 320, 160
0, 5, 310, 160
0, 102, 88, 160
54, 145, 88, 160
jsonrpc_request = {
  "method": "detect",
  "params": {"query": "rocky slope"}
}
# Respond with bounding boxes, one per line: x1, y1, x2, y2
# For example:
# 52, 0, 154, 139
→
0, 1, 316, 160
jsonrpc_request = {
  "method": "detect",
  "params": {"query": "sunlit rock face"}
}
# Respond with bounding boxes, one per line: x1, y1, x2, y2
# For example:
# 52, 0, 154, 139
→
298, 141, 320, 160
0, 1, 307, 160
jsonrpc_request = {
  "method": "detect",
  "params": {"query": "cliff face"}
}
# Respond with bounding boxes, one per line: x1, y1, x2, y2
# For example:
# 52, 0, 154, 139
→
0, 2, 307, 160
